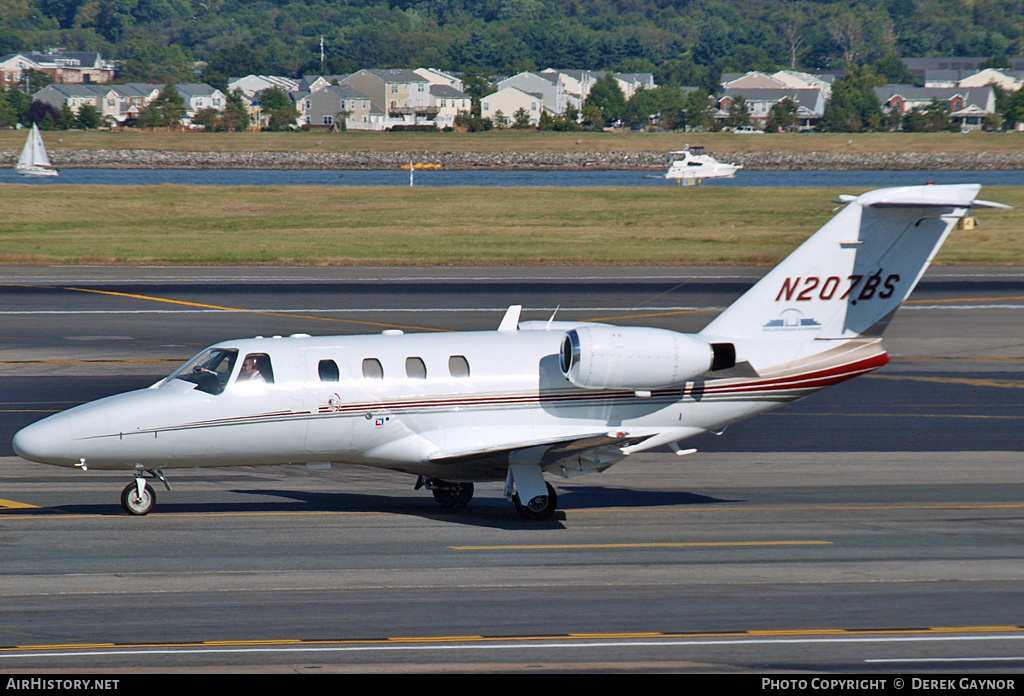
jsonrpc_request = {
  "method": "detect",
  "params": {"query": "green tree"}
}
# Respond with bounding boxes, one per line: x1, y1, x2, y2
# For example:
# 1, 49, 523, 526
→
511, 107, 532, 129
75, 103, 101, 129
872, 53, 916, 84
221, 89, 251, 132
117, 39, 194, 83
257, 87, 298, 131
724, 94, 751, 130
622, 87, 661, 129
190, 107, 221, 131
901, 99, 951, 132
820, 65, 884, 132
203, 42, 267, 90
0, 90, 17, 127
137, 84, 186, 128
491, 109, 509, 129
91, 0, 139, 43
766, 98, 799, 132
680, 88, 716, 131
584, 73, 626, 125
5, 88, 32, 125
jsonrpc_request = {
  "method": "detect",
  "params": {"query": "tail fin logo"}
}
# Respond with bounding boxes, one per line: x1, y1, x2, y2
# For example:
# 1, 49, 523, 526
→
763, 308, 822, 331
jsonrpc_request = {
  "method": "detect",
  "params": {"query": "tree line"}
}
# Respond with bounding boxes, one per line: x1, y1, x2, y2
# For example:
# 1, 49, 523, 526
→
3, 0, 1021, 87
3, 0, 1024, 132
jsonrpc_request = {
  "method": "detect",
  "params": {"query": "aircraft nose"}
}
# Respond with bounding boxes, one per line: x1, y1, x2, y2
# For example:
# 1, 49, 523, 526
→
12, 414, 74, 465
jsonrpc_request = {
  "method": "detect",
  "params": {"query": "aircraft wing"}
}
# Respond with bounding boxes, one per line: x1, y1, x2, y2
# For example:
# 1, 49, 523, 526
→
425, 430, 655, 479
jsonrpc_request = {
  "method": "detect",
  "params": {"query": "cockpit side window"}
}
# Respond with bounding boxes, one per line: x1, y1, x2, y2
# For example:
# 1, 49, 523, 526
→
170, 348, 238, 395
238, 353, 274, 384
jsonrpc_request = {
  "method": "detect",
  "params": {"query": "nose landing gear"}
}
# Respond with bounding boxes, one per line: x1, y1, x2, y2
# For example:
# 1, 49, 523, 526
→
120, 470, 169, 516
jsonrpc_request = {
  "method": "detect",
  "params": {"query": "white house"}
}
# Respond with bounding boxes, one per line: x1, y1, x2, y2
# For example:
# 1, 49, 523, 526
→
228, 74, 299, 98
176, 84, 226, 121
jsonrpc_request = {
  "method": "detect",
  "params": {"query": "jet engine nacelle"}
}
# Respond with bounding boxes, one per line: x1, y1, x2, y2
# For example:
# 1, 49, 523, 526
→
560, 326, 735, 390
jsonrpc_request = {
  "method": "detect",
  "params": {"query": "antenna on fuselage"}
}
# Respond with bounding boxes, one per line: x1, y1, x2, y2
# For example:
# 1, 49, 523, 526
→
546, 305, 560, 330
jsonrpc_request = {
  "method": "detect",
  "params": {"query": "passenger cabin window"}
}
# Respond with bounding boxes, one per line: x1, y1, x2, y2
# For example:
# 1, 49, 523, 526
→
238, 353, 274, 384
448, 355, 470, 378
362, 358, 383, 379
171, 347, 237, 395
406, 357, 427, 380
318, 359, 340, 382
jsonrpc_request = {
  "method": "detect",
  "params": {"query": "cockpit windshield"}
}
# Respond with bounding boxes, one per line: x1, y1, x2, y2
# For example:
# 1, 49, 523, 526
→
168, 348, 238, 395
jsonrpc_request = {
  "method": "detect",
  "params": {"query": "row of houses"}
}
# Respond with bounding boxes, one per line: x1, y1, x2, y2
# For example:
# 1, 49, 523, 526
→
0, 51, 116, 89
228, 68, 653, 130
233, 68, 471, 130
718, 66, 1015, 131
33, 82, 224, 125
26, 65, 656, 131
23, 58, 1023, 132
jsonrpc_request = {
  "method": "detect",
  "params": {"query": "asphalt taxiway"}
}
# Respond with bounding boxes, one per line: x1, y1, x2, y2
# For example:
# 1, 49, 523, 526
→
0, 265, 1021, 672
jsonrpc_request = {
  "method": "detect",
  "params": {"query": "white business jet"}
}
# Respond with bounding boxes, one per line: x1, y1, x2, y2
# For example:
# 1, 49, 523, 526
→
13, 184, 1007, 519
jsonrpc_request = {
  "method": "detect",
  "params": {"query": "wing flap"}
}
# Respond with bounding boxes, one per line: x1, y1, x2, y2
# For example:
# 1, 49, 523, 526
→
428, 430, 654, 466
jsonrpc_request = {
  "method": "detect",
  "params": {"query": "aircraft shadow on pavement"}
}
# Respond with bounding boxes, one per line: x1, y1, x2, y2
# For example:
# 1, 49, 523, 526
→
35, 487, 738, 530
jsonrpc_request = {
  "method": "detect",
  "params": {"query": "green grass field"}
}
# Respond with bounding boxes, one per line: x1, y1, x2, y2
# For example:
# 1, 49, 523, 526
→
3, 129, 1024, 155
2, 184, 1020, 266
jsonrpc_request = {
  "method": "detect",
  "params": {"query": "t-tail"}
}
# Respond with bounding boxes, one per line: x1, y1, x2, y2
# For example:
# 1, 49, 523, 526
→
699, 184, 1008, 377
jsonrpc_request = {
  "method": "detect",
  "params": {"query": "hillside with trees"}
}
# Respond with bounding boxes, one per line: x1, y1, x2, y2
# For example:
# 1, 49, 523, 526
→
0, 0, 1021, 89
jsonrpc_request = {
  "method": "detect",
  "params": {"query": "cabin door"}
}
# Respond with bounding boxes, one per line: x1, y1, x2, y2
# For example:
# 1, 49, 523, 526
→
302, 349, 356, 455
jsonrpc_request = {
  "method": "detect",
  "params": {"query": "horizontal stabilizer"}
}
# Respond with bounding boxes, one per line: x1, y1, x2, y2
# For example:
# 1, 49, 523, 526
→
835, 186, 1011, 210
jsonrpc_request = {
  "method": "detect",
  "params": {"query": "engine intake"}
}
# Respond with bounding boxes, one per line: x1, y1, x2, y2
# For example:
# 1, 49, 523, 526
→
560, 326, 734, 390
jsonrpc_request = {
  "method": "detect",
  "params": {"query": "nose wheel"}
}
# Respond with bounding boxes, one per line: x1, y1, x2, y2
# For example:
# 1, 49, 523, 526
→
120, 470, 169, 515
121, 480, 156, 515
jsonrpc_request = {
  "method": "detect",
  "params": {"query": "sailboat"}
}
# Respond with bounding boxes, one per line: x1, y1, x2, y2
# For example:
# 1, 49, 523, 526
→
15, 124, 58, 177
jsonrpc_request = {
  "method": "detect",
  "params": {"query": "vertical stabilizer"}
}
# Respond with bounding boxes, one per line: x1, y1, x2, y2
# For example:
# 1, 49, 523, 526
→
700, 184, 1006, 344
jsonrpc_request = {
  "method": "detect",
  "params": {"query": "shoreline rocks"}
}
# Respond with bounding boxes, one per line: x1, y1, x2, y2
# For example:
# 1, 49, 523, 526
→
4, 148, 1024, 170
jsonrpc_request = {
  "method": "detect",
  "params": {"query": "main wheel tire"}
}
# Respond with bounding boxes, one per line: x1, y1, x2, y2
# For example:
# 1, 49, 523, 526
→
513, 482, 558, 520
432, 481, 474, 509
121, 481, 155, 516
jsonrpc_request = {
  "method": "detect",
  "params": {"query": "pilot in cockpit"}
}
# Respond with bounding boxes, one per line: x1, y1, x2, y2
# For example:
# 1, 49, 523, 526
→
238, 355, 266, 383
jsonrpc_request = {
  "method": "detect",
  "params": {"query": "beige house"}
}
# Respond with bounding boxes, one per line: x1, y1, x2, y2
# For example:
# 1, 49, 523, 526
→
481, 86, 546, 127
957, 68, 1024, 92
340, 69, 436, 128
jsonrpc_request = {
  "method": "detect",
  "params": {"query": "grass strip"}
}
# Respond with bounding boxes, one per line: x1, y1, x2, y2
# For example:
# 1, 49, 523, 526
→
1, 184, 1020, 266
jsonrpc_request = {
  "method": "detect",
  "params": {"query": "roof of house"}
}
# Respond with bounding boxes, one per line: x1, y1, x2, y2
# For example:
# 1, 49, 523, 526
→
430, 84, 469, 98
357, 68, 428, 83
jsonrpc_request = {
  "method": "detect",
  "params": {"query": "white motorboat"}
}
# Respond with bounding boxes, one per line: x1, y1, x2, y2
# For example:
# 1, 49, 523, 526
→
15, 124, 58, 177
664, 145, 740, 184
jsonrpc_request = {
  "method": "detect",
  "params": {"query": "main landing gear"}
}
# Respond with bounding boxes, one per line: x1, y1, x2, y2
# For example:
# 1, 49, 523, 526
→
512, 482, 558, 520
120, 469, 170, 516
417, 475, 558, 520
417, 477, 475, 510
